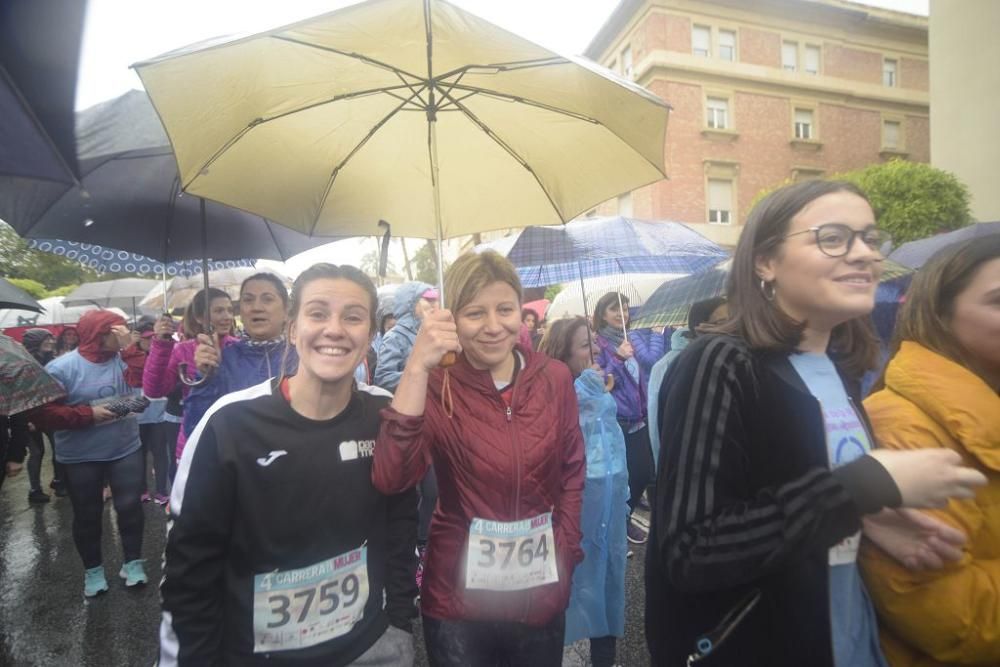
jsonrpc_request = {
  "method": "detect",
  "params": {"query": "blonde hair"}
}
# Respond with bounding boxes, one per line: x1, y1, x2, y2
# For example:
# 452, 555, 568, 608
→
444, 250, 523, 313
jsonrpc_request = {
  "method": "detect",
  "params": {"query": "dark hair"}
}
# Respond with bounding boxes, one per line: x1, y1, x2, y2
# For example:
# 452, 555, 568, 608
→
591, 292, 629, 332
522, 308, 538, 324
886, 235, 1000, 384
708, 179, 880, 378
55, 326, 79, 353
240, 272, 289, 306
135, 315, 158, 335
182, 287, 231, 338
687, 297, 728, 336
538, 316, 589, 369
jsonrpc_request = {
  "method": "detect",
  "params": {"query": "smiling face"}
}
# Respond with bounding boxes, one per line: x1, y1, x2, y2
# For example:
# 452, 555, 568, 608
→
290, 278, 373, 387
523, 312, 537, 330
756, 191, 883, 333
952, 257, 1000, 379
240, 279, 287, 341
456, 281, 521, 372
567, 322, 598, 377
206, 296, 235, 334
602, 299, 629, 330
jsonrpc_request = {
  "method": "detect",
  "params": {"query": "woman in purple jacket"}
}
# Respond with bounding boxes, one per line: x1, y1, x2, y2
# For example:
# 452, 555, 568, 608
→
593, 292, 663, 545
142, 287, 237, 462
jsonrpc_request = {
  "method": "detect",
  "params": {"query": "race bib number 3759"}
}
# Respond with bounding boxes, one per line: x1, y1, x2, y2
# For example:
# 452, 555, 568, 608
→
465, 512, 558, 592
252, 546, 369, 653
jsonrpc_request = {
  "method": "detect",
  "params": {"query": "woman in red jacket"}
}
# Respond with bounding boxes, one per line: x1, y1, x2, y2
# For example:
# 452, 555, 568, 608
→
373, 250, 586, 666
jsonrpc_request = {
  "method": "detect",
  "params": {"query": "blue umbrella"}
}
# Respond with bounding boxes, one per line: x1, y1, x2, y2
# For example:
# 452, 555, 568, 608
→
889, 222, 1000, 269
478, 216, 728, 287
27, 238, 254, 278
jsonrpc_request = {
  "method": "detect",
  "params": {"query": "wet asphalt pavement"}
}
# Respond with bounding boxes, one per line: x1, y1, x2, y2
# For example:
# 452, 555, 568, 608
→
0, 462, 651, 667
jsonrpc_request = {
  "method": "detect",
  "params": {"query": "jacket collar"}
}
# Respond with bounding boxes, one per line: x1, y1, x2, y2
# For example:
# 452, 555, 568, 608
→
439, 344, 545, 397
885, 341, 1000, 471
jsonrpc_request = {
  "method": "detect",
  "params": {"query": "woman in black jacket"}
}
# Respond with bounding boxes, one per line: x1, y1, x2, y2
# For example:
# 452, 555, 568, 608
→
645, 180, 985, 667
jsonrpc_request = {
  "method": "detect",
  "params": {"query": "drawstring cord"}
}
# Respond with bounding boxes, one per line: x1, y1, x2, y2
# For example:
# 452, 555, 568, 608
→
441, 368, 454, 419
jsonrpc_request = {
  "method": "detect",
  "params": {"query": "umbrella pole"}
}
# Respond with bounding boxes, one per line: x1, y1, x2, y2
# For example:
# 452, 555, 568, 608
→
200, 198, 211, 336
577, 260, 594, 366
617, 291, 629, 346
161, 267, 168, 314
430, 121, 446, 304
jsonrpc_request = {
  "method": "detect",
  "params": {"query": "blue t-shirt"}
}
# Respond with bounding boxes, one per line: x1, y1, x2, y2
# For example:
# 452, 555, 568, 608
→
788, 352, 888, 667
45, 351, 142, 464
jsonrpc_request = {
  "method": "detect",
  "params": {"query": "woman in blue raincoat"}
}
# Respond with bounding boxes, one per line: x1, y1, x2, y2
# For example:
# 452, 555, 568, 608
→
540, 317, 628, 667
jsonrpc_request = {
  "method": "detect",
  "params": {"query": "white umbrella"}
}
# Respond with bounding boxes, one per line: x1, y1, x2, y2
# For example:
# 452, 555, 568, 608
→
547, 273, 685, 321
0, 296, 127, 329
139, 267, 293, 312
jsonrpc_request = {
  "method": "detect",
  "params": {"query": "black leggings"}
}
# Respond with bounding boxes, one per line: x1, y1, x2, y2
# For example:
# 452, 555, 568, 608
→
64, 449, 145, 569
423, 613, 565, 666
140, 422, 173, 496
624, 424, 654, 514
27, 430, 64, 492
590, 636, 617, 667
418, 465, 438, 544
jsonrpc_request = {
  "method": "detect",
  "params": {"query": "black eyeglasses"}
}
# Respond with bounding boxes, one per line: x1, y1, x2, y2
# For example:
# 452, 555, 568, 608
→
784, 223, 891, 258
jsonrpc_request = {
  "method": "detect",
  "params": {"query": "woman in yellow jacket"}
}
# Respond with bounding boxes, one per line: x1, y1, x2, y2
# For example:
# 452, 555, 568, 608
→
861, 235, 1000, 666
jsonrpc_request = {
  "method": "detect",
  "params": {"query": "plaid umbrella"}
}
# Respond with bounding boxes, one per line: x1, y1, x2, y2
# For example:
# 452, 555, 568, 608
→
479, 217, 728, 287
1, 333, 65, 415
633, 259, 913, 329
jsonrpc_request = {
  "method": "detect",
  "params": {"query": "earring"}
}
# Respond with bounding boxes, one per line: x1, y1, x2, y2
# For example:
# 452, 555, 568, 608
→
760, 279, 776, 301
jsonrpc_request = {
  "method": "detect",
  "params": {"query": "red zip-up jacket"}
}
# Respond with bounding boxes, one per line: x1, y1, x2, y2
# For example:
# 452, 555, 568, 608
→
373, 345, 586, 626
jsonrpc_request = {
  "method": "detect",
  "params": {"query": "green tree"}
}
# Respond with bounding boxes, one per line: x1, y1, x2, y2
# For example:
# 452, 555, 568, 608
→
544, 284, 564, 302
749, 161, 973, 247
46, 284, 79, 297
410, 241, 440, 285
7, 277, 46, 298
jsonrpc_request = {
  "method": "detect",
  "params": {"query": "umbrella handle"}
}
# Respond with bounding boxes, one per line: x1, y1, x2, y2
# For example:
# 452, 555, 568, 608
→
440, 351, 457, 367
177, 361, 211, 387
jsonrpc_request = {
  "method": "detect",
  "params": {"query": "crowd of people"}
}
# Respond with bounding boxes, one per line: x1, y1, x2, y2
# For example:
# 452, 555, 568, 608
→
1, 178, 998, 666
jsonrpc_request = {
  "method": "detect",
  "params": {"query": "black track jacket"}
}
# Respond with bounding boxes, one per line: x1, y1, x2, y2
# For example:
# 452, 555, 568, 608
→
159, 379, 418, 666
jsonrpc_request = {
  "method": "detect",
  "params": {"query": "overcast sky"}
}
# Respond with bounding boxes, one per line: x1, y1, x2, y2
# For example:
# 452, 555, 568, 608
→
73, 0, 930, 274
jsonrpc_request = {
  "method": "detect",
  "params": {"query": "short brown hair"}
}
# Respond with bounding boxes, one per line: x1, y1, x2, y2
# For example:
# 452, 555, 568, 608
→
444, 250, 523, 313
887, 235, 1000, 382
708, 179, 880, 378
538, 316, 589, 366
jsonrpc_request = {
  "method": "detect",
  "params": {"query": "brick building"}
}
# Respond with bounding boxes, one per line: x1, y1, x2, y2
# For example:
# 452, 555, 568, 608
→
584, 0, 929, 245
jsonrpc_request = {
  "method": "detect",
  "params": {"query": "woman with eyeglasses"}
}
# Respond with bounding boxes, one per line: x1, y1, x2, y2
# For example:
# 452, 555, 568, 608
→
645, 180, 987, 667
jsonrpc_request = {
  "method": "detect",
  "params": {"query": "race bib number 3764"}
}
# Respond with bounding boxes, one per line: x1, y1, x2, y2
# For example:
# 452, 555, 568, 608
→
465, 512, 558, 592
252, 546, 369, 653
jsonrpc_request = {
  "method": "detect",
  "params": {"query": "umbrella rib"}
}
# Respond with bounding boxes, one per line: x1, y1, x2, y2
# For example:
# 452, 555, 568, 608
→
444, 84, 600, 124
393, 71, 430, 108
270, 35, 426, 84
434, 57, 568, 82
439, 89, 568, 224
308, 92, 421, 236
183, 84, 415, 190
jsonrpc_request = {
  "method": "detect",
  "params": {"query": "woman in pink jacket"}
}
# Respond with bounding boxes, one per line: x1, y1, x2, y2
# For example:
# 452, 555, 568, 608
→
142, 287, 237, 461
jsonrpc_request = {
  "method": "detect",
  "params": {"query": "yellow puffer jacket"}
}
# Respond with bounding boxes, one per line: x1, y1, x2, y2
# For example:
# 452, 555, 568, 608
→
860, 341, 1000, 667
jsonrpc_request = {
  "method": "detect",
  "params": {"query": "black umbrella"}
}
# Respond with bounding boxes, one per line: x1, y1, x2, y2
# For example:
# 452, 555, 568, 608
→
0, 0, 86, 183
0, 277, 43, 313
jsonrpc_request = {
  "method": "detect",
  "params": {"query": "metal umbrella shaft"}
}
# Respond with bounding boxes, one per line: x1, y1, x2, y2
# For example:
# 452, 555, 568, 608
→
178, 197, 213, 386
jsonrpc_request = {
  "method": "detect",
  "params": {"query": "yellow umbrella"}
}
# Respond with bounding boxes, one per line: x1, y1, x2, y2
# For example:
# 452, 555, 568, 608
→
133, 0, 669, 301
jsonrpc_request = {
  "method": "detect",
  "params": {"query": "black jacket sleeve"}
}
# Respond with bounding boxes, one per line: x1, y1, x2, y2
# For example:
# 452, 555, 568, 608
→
382, 487, 418, 632
653, 336, 897, 594
160, 419, 235, 666
5, 413, 30, 464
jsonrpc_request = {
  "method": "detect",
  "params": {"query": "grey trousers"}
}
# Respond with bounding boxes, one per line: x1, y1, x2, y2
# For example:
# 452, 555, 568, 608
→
349, 625, 415, 666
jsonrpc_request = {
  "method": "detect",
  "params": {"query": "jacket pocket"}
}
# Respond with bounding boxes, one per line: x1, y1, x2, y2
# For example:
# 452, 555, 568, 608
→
687, 589, 762, 665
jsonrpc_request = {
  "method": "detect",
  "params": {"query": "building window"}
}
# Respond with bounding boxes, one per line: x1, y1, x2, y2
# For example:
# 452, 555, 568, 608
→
706, 97, 729, 129
618, 192, 634, 218
621, 46, 633, 80
794, 109, 814, 140
782, 41, 798, 71
883, 120, 901, 149
693, 25, 711, 57
883, 58, 897, 87
718, 30, 736, 61
707, 179, 733, 224
804, 45, 820, 74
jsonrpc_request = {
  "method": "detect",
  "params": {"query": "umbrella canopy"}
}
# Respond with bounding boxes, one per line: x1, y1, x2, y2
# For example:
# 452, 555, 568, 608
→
0, 333, 66, 416
27, 238, 255, 278
477, 217, 728, 287
132, 0, 670, 272
548, 273, 684, 320
63, 278, 159, 311
0, 277, 43, 313
522, 299, 549, 320
633, 259, 914, 329
0, 296, 124, 330
139, 267, 293, 311
0, 0, 85, 184
889, 221, 1000, 269
0, 90, 343, 262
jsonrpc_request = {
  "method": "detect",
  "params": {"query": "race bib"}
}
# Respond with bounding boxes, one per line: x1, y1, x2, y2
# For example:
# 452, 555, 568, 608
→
465, 512, 558, 591
253, 546, 369, 653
